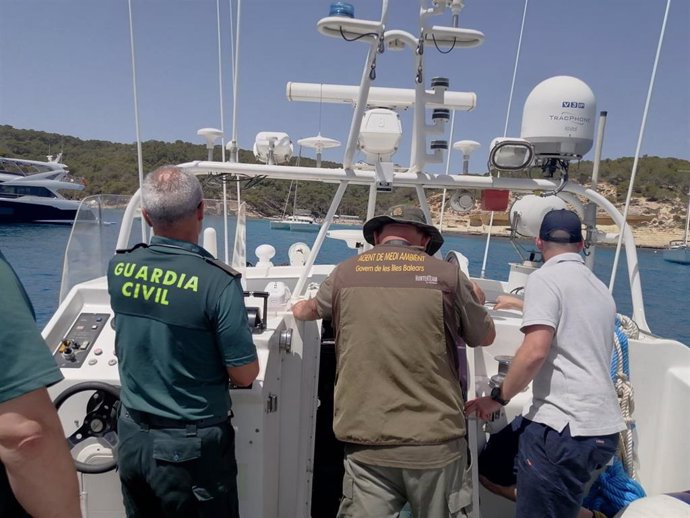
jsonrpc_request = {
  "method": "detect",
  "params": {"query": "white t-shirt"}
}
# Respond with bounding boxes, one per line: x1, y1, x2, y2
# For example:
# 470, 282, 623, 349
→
521, 252, 626, 436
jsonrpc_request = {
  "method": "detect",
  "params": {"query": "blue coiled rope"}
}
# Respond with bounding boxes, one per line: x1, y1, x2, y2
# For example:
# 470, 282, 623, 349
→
610, 316, 631, 379
584, 457, 646, 517
584, 317, 646, 516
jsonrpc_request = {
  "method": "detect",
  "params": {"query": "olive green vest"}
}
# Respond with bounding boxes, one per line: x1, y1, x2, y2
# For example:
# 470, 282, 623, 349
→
330, 243, 466, 445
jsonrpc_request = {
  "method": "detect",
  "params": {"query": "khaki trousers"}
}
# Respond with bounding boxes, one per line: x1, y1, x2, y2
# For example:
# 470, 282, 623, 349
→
337, 447, 471, 518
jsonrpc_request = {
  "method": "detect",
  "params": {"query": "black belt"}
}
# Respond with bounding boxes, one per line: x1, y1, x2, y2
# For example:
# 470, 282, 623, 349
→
124, 408, 229, 430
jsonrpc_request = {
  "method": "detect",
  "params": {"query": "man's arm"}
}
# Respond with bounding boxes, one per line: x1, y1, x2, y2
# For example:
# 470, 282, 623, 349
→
465, 324, 553, 420
0, 388, 81, 518
493, 294, 524, 311
457, 273, 495, 347
500, 324, 552, 399
227, 360, 259, 387
214, 280, 259, 388
478, 318, 496, 346
292, 299, 320, 321
292, 271, 334, 322
470, 281, 486, 305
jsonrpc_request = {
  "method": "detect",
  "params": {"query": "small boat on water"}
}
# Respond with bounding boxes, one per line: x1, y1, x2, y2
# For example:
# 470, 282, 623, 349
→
41, 2, 689, 517
0, 155, 85, 224
270, 214, 321, 232
663, 240, 690, 264
662, 189, 690, 264
270, 180, 321, 232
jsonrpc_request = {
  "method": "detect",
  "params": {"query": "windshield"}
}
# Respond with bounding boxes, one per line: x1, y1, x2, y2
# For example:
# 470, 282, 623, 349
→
59, 195, 135, 302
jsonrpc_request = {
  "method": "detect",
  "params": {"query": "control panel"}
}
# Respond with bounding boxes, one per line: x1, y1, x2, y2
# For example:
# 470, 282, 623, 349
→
54, 313, 110, 368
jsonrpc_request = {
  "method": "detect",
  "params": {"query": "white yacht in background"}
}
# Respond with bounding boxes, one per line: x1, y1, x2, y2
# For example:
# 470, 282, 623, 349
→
270, 178, 321, 232
270, 213, 320, 232
41, 2, 689, 517
663, 239, 690, 264
0, 154, 69, 181
0, 155, 85, 223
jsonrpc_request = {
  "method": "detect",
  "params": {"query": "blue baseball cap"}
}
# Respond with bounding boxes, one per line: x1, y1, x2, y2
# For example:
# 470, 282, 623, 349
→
539, 209, 583, 243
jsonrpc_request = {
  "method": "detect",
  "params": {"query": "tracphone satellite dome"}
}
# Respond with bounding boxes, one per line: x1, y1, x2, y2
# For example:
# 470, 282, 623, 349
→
520, 76, 596, 159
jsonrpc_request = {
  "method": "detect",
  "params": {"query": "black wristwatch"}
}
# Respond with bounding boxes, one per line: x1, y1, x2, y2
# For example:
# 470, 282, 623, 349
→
490, 385, 510, 406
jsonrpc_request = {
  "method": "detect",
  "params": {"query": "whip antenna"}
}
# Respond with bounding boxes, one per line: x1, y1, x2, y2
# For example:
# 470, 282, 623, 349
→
480, 0, 529, 278
609, 0, 671, 291
127, 0, 147, 242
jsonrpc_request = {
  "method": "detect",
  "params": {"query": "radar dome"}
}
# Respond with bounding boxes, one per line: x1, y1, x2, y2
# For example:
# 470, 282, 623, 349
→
358, 108, 402, 162
510, 195, 567, 238
253, 132, 293, 165
520, 76, 596, 159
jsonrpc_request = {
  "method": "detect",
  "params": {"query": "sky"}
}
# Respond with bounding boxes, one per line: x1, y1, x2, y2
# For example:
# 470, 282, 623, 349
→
1, 0, 689, 174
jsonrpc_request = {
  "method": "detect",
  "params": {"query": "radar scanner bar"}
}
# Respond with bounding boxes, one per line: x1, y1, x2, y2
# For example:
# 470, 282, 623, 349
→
286, 82, 476, 111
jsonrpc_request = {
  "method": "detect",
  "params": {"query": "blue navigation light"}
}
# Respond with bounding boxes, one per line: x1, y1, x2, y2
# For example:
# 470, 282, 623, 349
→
329, 2, 355, 18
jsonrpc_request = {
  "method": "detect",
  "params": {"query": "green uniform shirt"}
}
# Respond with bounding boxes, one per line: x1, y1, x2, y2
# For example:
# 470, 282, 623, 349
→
0, 250, 63, 404
107, 236, 257, 421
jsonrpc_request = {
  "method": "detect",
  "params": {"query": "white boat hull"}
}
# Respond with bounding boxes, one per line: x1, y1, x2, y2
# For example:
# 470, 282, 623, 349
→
270, 221, 320, 232
0, 196, 81, 224
662, 246, 690, 264
289, 222, 319, 232
269, 220, 290, 230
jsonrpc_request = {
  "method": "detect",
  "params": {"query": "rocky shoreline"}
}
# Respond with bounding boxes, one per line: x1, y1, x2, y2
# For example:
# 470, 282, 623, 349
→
202, 185, 686, 250
426, 185, 687, 250
436, 218, 679, 249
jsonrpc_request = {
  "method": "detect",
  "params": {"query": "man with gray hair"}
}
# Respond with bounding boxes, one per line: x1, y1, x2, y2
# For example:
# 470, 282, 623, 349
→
107, 165, 258, 517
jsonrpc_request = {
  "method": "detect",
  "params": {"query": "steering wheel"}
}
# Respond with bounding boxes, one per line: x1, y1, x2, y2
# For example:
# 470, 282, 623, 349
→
53, 382, 121, 474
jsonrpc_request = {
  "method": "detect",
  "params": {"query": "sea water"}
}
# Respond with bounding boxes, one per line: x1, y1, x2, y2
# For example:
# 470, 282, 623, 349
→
0, 216, 688, 346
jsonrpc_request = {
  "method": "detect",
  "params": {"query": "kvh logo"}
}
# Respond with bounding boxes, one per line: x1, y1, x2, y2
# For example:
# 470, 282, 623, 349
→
562, 101, 586, 109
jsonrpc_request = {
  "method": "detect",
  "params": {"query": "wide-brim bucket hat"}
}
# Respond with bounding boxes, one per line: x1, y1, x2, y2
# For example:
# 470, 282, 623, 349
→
363, 205, 444, 255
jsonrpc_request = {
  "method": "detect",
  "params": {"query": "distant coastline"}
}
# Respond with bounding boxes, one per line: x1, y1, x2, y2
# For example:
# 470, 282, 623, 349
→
204, 197, 679, 250
436, 224, 676, 250
240, 212, 675, 250
2, 125, 688, 250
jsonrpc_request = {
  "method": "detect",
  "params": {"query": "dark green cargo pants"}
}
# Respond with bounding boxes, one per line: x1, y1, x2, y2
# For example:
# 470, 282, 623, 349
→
117, 409, 239, 518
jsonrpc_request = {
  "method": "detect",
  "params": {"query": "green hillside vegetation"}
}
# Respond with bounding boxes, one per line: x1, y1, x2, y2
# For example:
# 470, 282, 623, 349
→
2, 125, 689, 220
